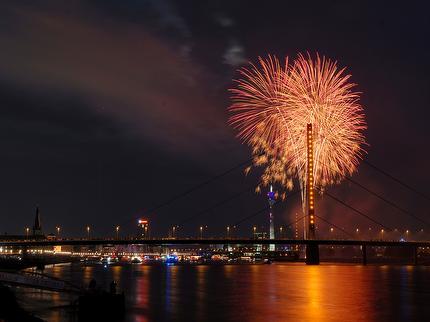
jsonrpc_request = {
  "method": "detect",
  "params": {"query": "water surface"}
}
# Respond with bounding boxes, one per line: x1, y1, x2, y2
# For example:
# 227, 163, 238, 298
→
14, 263, 430, 322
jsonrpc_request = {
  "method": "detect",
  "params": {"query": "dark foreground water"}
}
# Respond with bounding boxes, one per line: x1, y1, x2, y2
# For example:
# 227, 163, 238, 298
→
12, 263, 430, 322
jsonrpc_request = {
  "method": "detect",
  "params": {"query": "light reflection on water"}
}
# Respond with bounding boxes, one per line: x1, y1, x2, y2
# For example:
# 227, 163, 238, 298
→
13, 263, 430, 322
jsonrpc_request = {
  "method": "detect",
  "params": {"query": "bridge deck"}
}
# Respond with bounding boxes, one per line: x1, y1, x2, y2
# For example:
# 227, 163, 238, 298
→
0, 238, 429, 247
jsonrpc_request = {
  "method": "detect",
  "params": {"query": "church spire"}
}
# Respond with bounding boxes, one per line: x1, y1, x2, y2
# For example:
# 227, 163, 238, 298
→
33, 206, 43, 236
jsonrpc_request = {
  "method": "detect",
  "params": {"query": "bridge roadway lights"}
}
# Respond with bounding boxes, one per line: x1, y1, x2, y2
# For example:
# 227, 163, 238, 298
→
305, 243, 320, 265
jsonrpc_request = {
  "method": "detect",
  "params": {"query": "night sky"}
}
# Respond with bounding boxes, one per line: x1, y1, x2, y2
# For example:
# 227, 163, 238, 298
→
1, 1, 429, 238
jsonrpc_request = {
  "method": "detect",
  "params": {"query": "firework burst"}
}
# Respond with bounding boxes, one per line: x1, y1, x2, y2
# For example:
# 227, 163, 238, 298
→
229, 53, 367, 198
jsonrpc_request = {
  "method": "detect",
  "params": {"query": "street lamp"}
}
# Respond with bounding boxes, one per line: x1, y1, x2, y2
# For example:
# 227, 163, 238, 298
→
25, 227, 30, 238
116, 226, 120, 239
172, 225, 176, 238
226, 226, 230, 238
86, 226, 90, 239
199, 226, 203, 239
380, 229, 384, 240
253, 226, 257, 238
279, 226, 283, 238
56, 226, 61, 238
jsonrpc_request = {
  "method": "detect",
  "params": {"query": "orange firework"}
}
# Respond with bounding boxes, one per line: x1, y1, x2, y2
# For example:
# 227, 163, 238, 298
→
229, 53, 367, 196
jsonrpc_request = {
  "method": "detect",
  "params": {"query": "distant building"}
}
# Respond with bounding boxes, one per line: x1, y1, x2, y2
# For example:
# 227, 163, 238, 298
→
46, 233, 56, 241
33, 206, 43, 236
138, 219, 149, 238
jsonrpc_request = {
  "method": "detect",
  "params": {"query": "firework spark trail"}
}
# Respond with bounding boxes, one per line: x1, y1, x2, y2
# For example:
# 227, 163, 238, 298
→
228, 53, 367, 201
229, 56, 300, 195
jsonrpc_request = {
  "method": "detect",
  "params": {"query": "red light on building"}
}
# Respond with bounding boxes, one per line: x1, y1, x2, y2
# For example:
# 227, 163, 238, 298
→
138, 219, 149, 239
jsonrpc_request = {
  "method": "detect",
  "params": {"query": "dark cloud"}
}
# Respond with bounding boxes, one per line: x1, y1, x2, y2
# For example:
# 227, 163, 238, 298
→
0, 0, 429, 237
0, 2, 233, 156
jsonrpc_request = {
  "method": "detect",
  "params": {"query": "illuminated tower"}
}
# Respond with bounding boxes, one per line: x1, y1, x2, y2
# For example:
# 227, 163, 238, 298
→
267, 185, 276, 251
138, 219, 149, 239
305, 123, 319, 264
307, 123, 316, 239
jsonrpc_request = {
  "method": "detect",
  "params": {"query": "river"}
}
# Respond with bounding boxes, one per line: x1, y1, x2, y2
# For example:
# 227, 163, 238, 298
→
12, 263, 430, 321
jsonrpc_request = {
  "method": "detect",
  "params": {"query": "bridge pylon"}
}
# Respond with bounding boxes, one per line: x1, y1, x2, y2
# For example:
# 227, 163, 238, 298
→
305, 123, 319, 265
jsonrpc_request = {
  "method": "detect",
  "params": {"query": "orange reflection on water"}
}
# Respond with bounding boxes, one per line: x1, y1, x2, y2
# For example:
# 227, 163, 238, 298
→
111, 265, 121, 288
298, 265, 377, 322
134, 265, 151, 322
223, 264, 234, 279
82, 266, 94, 286
243, 264, 378, 322
303, 266, 329, 321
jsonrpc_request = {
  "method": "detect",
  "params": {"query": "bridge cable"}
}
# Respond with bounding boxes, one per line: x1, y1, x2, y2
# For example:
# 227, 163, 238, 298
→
276, 213, 353, 239
231, 185, 386, 235
343, 175, 430, 227
314, 214, 354, 239
320, 160, 430, 227
281, 213, 307, 231
233, 189, 301, 227
119, 156, 257, 227
231, 201, 354, 239
316, 187, 392, 231
177, 186, 254, 227
319, 134, 429, 201
144, 157, 255, 215
363, 160, 430, 202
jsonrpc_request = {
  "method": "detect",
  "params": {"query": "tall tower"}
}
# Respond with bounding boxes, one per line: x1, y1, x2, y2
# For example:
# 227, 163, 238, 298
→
305, 123, 319, 264
267, 185, 276, 251
33, 206, 43, 236
307, 123, 316, 239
